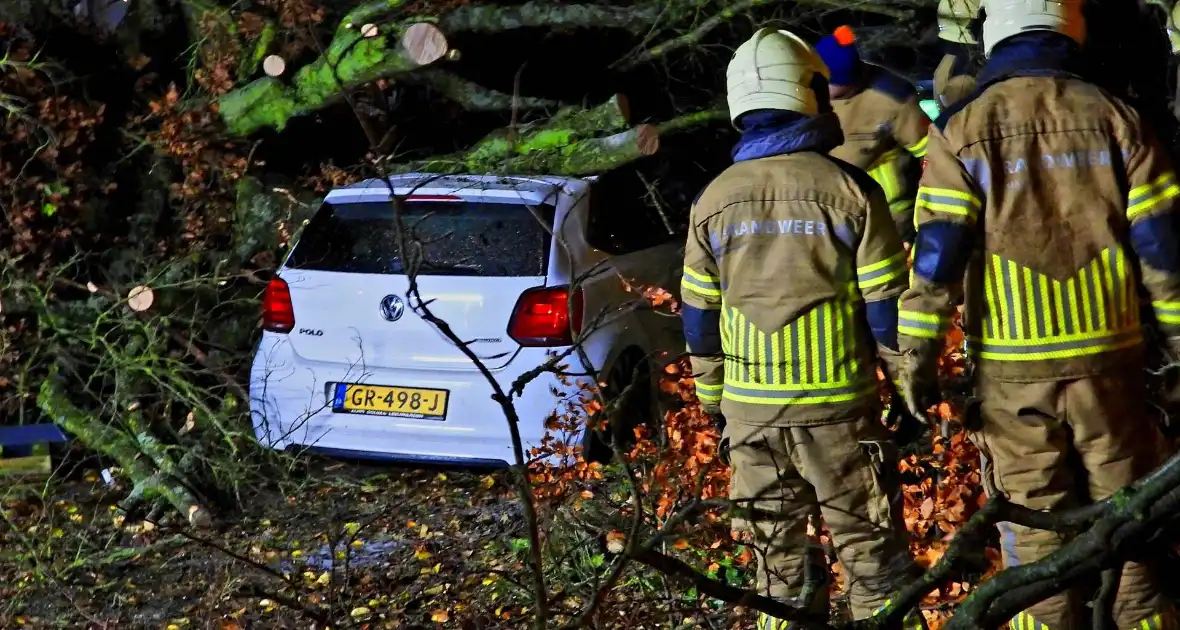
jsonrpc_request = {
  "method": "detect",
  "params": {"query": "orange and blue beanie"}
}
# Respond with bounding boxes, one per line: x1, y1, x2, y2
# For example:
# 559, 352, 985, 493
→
816, 26, 859, 86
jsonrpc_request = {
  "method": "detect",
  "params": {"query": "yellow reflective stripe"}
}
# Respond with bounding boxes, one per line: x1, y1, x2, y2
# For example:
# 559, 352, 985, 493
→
889, 197, 914, 215
983, 249, 1143, 360
769, 321, 781, 386
991, 259, 1007, 338
1128, 172, 1178, 211
857, 251, 906, 275
1134, 612, 1164, 630
695, 381, 723, 402
718, 301, 873, 403
869, 162, 901, 203
900, 311, 943, 324
906, 134, 929, 158
683, 265, 719, 284
809, 307, 820, 383
916, 186, 982, 220
858, 251, 907, 288
835, 298, 848, 381
1077, 263, 1093, 333
1128, 172, 1180, 219
721, 306, 732, 381
899, 310, 945, 339
1066, 276, 1082, 334
985, 256, 1000, 340
1002, 259, 1021, 338
868, 147, 904, 169
682, 266, 721, 297
1038, 274, 1051, 339
1154, 300, 1180, 324
681, 279, 720, 299
1090, 258, 1107, 330
979, 329, 1142, 360
734, 306, 747, 382
722, 381, 875, 405
1021, 266, 1037, 337
1062, 280, 1071, 337
1008, 611, 1051, 630
1095, 252, 1113, 330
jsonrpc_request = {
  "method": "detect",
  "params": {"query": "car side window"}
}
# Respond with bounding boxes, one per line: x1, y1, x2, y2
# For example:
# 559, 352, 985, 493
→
586, 173, 678, 255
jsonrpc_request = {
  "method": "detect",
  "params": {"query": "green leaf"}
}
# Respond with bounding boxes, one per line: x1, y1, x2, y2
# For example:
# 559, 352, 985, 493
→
41, 203, 56, 217
589, 554, 605, 568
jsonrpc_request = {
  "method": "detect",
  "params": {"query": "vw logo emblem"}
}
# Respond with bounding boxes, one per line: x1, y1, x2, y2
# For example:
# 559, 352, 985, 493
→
379, 294, 405, 322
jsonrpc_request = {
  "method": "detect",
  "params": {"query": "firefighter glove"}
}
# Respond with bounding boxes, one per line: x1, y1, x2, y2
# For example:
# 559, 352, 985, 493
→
897, 349, 941, 420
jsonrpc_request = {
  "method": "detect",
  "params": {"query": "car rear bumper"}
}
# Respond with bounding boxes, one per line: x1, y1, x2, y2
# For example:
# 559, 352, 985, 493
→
249, 335, 586, 465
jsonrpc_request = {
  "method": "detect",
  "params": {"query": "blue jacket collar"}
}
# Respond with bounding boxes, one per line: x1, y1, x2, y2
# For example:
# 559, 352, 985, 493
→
934, 32, 1084, 130
732, 111, 844, 162
976, 32, 1083, 89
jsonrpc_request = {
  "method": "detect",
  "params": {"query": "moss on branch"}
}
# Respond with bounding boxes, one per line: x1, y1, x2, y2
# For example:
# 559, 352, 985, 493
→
391, 122, 658, 176
237, 20, 276, 82
463, 94, 630, 163
37, 373, 211, 528
219, 22, 447, 135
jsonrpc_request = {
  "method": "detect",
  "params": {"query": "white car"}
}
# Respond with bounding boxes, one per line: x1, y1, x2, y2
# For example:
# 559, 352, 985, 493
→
250, 173, 685, 465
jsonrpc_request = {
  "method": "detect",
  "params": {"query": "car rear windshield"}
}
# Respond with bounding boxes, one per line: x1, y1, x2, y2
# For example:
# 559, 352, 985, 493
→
285, 199, 555, 276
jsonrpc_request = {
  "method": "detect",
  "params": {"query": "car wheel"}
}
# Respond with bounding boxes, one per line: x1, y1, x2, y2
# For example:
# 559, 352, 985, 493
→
583, 349, 657, 463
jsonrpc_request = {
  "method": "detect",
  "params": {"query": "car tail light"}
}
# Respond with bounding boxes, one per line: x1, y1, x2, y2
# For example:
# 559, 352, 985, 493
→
262, 277, 295, 333
507, 286, 584, 347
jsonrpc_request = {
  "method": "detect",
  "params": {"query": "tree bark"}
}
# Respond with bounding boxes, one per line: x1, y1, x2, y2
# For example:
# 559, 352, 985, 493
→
37, 374, 212, 528
391, 123, 659, 176
218, 22, 448, 135
408, 70, 563, 111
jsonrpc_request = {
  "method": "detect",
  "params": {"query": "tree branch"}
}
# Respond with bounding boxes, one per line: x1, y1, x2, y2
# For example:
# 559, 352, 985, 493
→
408, 69, 562, 112
633, 548, 834, 630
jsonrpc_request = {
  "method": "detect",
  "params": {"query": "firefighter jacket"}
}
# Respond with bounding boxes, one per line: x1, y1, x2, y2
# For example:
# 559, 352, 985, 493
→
829, 65, 932, 241
933, 50, 977, 110
681, 110, 909, 426
899, 32, 1180, 382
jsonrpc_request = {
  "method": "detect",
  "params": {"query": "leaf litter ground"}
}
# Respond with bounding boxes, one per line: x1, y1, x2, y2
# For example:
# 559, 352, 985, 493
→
1, 460, 536, 629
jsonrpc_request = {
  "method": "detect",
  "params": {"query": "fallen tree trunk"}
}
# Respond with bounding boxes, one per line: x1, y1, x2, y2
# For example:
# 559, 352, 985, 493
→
391, 123, 659, 176
219, 21, 448, 135
408, 69, 563, 112
464, 94, 630, 162
437, 1, 662, 35
382, 103, 728, 176
502, 123, 659, 175
37, 372, 212, 528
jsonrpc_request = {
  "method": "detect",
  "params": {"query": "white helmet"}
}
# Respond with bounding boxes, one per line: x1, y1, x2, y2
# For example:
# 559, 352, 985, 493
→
981, 0, 1086, 57
726, 28, 831, 127
938, 0, 981, 44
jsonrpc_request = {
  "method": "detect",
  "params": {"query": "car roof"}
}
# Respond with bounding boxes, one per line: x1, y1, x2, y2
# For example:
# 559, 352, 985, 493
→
324, 174, 590, 206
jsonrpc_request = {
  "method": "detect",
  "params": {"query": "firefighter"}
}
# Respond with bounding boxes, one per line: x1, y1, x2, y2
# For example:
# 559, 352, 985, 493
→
933, 0, 982, 109
897, 1, 1177, 628
815, 26, 931, 244
682, 27, 924, 630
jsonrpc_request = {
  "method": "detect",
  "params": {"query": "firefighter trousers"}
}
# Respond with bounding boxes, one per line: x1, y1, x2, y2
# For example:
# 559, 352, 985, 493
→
973, 371, 1175, 630
725, 415, 920, 621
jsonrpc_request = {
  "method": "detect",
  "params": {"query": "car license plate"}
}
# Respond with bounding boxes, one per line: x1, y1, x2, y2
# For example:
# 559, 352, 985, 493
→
332, 383, 449, 420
